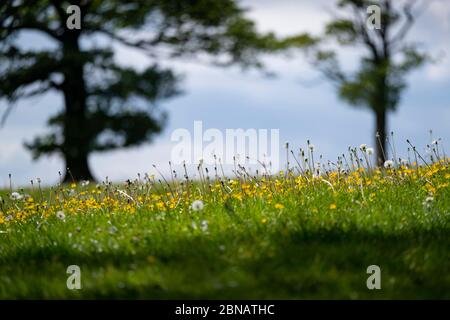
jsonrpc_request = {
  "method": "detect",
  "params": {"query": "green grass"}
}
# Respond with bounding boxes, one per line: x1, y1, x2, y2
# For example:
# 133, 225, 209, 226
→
0, 167, 449, 299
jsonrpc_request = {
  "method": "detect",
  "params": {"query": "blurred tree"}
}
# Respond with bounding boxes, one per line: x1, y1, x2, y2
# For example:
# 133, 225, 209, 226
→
0, 0, 277, 181
283, 0, 429, 165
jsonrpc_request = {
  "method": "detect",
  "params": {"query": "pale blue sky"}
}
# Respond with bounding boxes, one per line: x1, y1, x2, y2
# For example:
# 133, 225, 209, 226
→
1, 0, 449, 186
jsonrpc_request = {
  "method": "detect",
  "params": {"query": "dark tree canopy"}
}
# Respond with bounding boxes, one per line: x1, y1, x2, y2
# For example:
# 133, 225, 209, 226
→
0, 0, 278, 181
282, 0, 429, 164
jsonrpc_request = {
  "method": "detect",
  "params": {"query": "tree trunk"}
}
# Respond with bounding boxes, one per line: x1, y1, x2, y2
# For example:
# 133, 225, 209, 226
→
375, 109, 387, 167
61, 32, 95, 183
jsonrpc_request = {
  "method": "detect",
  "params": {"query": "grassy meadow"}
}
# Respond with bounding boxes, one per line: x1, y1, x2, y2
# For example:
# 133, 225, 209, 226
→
0, 144, 449, 299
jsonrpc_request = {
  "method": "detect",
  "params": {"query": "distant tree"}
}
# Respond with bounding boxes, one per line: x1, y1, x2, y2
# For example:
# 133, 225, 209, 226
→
0, 0, 276, 181
283, 0, 429, 164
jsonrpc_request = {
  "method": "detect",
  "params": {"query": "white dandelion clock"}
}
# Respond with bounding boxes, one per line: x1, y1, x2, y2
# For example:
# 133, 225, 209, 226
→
81, 180, 90, 187
366, 148, 374, 155
10, 192, 23, 201
200, 220, 209, 232
191, 200, 204, 211
423, 196, 434, 208
56, 210, 66, 220
384, 160, 394, 169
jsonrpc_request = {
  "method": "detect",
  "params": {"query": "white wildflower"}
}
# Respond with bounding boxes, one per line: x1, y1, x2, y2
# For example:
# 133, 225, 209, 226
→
359, 144, 367, 152
366, 148, 374, 155
10, 192, 23, 201
423, 196, 434, 208
384, 160, 394, 169
191, 200, 204, 211
200, 220, 209, 232
56, 210, 66, 220
81, 180, 90, 187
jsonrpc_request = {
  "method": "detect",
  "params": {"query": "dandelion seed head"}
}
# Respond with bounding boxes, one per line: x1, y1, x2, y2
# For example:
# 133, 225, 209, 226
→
384, 160, 394, 169
366, 148, 374, 155
56, 210, 65, 220
191, 200, 204, 211
10, 192, 23, 201
200, 220, 208, 232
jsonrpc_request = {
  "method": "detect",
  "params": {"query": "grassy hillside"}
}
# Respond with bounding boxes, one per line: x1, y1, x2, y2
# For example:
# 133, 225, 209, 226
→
0, 155, 449, 298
